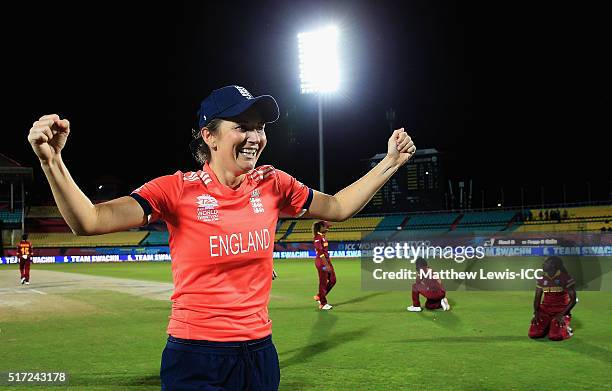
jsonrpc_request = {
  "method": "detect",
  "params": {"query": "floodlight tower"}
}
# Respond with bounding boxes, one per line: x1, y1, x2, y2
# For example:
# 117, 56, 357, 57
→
298, 26, 340, 193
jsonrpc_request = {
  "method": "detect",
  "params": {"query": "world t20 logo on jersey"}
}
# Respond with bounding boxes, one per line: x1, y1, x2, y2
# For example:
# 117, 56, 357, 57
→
196, 194, 219, 222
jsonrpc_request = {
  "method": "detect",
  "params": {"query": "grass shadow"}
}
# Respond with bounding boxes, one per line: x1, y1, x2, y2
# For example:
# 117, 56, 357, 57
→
393, 335, 526, 344
557, 338, 612, 364
332, 291, 389, 307
66, 373, 160, 386
280, 310, 370, 369
280, 328, 370, 369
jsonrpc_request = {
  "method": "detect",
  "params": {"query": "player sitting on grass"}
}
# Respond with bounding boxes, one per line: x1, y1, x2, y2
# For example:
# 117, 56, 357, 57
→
407, 258, 450, 312
529, 256, 576, 341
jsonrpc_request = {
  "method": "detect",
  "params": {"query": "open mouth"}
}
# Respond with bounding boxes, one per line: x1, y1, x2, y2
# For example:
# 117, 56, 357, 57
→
238, 147, 258, 159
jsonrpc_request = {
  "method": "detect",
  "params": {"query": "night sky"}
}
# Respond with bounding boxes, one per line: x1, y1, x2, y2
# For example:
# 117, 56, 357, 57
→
4, 1, 610, 208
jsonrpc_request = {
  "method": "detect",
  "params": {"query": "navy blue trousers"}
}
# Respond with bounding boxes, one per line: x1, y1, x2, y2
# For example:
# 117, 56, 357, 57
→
160, 335, 280, 391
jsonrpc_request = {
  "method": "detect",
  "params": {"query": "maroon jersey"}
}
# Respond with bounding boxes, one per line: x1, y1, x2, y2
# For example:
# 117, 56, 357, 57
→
416, 267, 445, 292
313, 233, 329, 260
537, 271, 575, 308
17, 240, 33, 260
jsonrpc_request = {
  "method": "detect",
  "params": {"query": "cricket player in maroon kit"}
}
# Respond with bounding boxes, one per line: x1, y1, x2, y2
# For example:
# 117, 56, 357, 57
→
407, 258, 450, 312
313, 221, 336, 310
17, 233, 33, 285
529, 256, 576, 341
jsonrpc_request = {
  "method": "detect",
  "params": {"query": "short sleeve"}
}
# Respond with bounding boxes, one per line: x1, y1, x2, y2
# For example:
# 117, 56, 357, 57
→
276, 169, 313, 217
130, 172, 183, 223
563, 274, 576, 289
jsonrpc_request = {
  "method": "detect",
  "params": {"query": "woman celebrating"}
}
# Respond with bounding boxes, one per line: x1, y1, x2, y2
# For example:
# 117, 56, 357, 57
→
27, 85, 416, 390
312, 220, 335, 310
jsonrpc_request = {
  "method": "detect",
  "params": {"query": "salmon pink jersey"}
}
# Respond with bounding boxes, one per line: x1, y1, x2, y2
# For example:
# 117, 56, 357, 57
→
131, 162, 312, 341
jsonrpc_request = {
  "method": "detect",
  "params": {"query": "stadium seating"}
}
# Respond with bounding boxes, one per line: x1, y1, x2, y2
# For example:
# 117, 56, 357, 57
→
375, 215, 406, 230
13, 204, 611, 249
0, 209, 22, 223
26, 206, 63, 218
457, 211, 517, 225
515, 205, 612, 233
281, 216, 382, 242
404, 213, 458, 229
27, 232, 148, 247
142, 231, 170, 246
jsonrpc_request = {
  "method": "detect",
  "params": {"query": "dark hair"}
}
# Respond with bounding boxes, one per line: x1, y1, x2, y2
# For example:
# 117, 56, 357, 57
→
415, 257, 427, 269
22, 233, 28, 241
189, 119, 223, 165
312, 221, 324, 236
544, 256, 567, 274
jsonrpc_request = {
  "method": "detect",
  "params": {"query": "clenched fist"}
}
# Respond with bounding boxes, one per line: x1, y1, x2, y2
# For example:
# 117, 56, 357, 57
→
387, 128, 416, 167
27, 114, 71, 164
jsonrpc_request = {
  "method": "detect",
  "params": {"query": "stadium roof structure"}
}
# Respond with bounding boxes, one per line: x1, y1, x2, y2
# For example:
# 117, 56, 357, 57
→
0, 153, 33, 179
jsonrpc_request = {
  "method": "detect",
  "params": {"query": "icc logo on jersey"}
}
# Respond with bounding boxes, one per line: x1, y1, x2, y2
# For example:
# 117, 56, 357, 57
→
196, 194, 220, 222
197, 194, 219, 209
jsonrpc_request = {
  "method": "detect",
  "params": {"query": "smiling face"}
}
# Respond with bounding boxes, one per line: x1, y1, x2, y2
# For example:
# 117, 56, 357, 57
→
204, 106, 267, 175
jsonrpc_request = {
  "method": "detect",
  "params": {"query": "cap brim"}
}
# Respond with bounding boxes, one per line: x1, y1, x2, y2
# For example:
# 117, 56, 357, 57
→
217, 95, 280, 123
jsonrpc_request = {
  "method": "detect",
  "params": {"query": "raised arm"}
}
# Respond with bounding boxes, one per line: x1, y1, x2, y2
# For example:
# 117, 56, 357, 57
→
28, 114, 146, 235
305, 128, 416, 221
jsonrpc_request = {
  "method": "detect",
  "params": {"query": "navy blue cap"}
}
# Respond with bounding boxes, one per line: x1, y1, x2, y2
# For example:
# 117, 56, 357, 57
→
197, 85, 280, 129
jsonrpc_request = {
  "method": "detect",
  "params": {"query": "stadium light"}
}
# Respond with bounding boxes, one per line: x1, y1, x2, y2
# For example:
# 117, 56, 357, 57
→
298, 25, 340, 192
298, 26, 340, 94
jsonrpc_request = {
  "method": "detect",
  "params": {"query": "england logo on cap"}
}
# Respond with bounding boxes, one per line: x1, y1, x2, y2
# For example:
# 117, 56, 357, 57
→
235, 86, 254, 99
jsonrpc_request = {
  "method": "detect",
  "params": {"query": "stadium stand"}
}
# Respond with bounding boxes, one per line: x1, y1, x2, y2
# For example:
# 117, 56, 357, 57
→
141, 231, 170, 246
26, 206, 63, 218
280, 217, 382, 242
11, 203, 610, 249
0, 209, 22, 223
404, 213, 459, 230
27, 232, 148, 247
451, 210, 517, 232
514, 205, 612, 233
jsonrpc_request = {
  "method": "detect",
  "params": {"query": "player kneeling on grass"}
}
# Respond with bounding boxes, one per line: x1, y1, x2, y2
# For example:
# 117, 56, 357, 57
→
407, 258, 450, 312
529, 256, 576, 341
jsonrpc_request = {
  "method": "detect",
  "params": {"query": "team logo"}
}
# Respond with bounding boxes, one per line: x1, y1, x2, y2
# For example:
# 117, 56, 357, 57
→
235, 86, 254, 99
250, 190, 264, 214
196, 194, 218, 209
196, 194, 220, 222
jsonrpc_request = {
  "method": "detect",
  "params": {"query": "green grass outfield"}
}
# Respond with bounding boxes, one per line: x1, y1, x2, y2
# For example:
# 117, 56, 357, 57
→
2, 259, 612, 390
